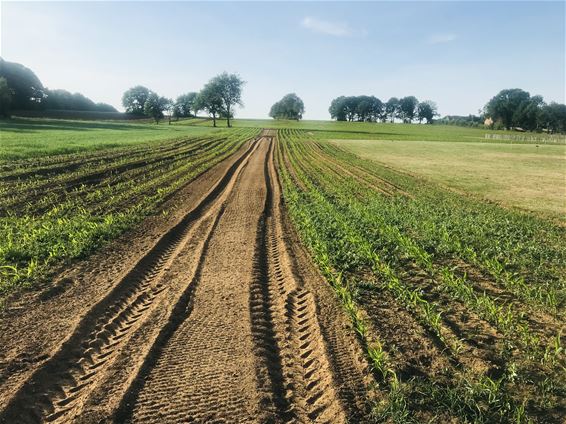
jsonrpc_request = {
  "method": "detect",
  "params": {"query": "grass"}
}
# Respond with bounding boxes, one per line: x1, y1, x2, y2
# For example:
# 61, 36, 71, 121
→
186, 117, 565, 144
331, 139, 566, 220
0, 117, 224, 161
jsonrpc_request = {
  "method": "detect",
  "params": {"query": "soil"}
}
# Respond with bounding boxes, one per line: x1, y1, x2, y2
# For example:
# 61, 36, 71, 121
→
0, 131, 370, 423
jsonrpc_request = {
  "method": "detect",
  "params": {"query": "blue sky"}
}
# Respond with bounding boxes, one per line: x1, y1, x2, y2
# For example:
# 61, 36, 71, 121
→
1, 1, 564, 119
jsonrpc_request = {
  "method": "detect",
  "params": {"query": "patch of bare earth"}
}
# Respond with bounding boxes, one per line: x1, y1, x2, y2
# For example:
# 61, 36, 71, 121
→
0, 131, 370, 423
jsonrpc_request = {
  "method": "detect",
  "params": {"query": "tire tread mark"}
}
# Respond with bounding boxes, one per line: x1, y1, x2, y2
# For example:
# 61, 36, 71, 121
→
0, 138, 261, 424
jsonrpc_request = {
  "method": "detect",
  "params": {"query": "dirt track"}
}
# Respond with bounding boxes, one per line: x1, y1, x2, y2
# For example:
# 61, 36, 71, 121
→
0, 131, 369, 423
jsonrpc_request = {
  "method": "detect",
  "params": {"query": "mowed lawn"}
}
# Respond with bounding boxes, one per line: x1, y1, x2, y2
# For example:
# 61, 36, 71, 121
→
332, 138, 566, 220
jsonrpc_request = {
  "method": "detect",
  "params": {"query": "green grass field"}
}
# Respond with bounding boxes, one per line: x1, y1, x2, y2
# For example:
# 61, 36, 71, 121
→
332, 139, 566, 220
188, 118, 565, 144
196, 118, 564, 220
0, 118, 225, 161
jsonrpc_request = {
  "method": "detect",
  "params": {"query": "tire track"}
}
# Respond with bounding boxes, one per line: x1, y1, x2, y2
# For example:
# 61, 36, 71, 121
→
1, 131, 369, 423
124, 134, 272, 423
259, 134, 352, 423
0, 137, 262, 423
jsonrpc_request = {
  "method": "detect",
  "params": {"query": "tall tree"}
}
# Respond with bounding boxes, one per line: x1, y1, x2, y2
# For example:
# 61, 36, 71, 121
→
207, 73, 244, 127
512, 95, 544, 131
195, 82, 223, 127
143, 92, 170, 123
385, 97, 400, 123
368, 96, 384, 122
175, 92, 198, 118
269, 93, 305, 120
355, 95, 373, 122
0, 77, 14, 117
485, 88, 531, 130
538, 102, 566, 133
122, 85, 150, 115
417, 100, 438, 124
399, 96, 419, 123
329, 96, 347, 121
0, 58, 45, 109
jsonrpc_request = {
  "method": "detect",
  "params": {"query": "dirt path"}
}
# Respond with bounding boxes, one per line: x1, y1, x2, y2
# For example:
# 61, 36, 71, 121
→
0, 131, 368, 423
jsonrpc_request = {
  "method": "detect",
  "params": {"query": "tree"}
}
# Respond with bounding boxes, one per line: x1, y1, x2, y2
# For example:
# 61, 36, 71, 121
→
417, 100, 438, 124
385, 97, 400, 123
269, 93, 305, 120
195, 82, 223, 127
329, 96, 347, 121
122, 85, 150, 115
94, 103, 118, 112
485, 88, 531, 130
538, 102, 566, 133
398, 96, 419, 123
0, 58, 45, 109
355, 95, 372, 122
175, 92, 198, 118
143, 92, 170, 123
207, 73, 244, 127
368, 96, 384, 122
512, 95, 544, 131
0, 77, 13, 117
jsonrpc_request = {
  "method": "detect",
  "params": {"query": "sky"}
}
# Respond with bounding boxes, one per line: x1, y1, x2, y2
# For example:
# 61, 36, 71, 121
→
1, 1, 565, 119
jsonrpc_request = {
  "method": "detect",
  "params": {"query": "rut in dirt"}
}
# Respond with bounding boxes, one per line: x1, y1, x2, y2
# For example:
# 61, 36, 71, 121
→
0, 131, 368, 423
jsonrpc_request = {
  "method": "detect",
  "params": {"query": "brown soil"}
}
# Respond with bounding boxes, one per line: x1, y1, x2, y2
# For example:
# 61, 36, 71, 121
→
0, 131, 370, 423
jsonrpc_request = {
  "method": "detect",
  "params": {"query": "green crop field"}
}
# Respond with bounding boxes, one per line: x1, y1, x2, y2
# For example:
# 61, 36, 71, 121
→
0, 122, 260, 300
277, 128, 565, 422
1, 118, 563, 422
0, 118, 224, 161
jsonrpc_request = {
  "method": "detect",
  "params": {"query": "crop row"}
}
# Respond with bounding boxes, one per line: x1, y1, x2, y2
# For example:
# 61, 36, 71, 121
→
276, 129, 565, 423
0, 128, 260, 300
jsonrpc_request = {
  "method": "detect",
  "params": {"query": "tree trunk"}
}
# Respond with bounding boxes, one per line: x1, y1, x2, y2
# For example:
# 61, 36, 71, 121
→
213, 113, 216, 127
227, 106, 231, 128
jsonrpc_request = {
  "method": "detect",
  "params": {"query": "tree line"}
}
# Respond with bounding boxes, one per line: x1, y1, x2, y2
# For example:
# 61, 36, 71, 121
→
122, 73, 244, 126
2, 57, 565, 133
329, 95, 438, 124
484, 88, 566, 133
0, 58, 117, 117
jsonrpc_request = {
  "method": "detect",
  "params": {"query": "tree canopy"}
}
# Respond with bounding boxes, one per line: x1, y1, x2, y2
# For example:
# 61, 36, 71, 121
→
269, 93, 305, 120
329, 95, 435, 124
44, 89, 117, 112
194, 73, 244, 127
385, 97, 400, 123
210, 73, 244, 127
195, 82, 224, 127
398, 96, 419, 123
416, 100, 438, 124
329, 95, 384, 122
484, 88, 566, 132
485, 89, 531, 130
175, 92, 198, 118
122, 85, 150, 115
143, 92, 171, 123
0, 77, 13, 117
0, 58, 45, 109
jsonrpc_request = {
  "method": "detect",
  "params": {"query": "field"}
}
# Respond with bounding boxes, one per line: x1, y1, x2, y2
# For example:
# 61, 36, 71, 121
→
0, 118, 564, 423
332, 139, 566, 220
0, 118, 222, 160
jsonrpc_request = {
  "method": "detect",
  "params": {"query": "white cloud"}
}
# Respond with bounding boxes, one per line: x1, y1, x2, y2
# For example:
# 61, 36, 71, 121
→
301, 17, 353, 37
426, 33, 457, 45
